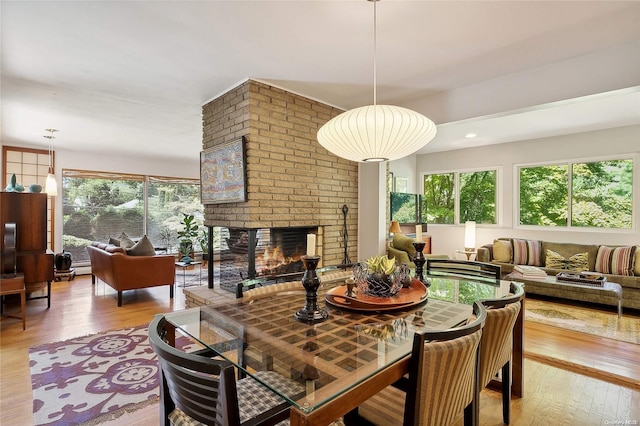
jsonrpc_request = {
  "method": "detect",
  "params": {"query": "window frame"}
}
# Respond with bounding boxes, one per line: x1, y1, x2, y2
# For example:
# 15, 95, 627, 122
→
62, 169, 201, 265
420, 166, 501, 226
514, 153, 636, 232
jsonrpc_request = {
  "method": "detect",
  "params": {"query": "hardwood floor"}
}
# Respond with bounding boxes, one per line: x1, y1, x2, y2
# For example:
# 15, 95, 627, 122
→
1, 274, 639, 425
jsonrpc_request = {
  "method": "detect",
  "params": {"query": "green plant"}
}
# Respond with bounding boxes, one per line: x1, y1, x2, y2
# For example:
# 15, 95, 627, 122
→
365, 255, 396, 275
177, 213, 199, 256
197, 228, 209, 254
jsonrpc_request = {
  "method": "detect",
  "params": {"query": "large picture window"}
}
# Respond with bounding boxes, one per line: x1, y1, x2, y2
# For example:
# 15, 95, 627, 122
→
423, 169, 498, 225
518, 158, 633, 229
62, 170, 202, 264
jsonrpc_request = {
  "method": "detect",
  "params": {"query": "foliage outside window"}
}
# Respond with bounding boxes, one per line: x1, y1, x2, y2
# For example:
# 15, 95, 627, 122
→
389, 192, 427, 224
423, 170, 497, 224
423, 173, 455, 224
62, 170, 202, 263
459, 170, 496, 224
518, 159, 632, 228
429, 278, 498, 304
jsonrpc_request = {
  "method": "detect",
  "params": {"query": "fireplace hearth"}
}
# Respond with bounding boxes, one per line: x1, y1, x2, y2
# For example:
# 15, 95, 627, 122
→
214, 226, 317, 292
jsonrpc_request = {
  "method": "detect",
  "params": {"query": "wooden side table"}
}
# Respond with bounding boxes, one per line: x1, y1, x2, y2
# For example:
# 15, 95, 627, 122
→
455, 249, 477, 260
0, 273, 26, 330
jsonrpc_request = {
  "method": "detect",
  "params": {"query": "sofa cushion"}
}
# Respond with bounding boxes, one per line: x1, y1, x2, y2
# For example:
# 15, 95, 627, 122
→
545, 249, 588, 272
635, 247, 640, 276
106, 245, 126, 254
511, 239, 542, 266
118, 232, 135, 249
493, 240, 512, 262
595, 246, 636, 276
126, 235, 156, 256
392, 234, 416, 259
541, 241, 599, 272
108, 237, 121, 246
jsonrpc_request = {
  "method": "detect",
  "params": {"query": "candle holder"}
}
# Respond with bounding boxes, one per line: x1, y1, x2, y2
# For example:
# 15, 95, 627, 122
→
412, 242, 430, 286
295, 256, 329, 323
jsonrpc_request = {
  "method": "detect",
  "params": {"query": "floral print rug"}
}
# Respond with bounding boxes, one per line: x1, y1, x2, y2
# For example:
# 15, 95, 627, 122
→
29, 324, 196, 425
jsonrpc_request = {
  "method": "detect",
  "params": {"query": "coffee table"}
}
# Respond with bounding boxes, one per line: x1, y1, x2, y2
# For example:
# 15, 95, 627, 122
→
506, 273, 622, 319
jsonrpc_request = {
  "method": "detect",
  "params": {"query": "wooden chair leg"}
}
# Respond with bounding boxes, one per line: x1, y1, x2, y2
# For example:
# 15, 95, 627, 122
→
502, 361, 511, 424
20, 289, 26, 330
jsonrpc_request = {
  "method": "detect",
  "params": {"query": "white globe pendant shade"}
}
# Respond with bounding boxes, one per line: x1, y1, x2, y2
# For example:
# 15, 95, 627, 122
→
317, 104, 437, 163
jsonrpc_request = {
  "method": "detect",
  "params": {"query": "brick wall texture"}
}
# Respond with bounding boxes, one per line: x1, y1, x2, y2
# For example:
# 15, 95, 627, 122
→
202, 79, 358, 266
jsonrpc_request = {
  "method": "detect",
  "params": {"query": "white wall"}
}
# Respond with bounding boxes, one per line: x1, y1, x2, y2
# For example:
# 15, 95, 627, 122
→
411, 125, 640, 258
389, 156, 417, 193
358, 162, 388, 261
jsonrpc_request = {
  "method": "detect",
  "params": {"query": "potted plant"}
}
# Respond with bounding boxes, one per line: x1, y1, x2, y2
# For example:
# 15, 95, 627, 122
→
177, 213, 199, 262
158, 228, 173, 253
197, 228, 210, 266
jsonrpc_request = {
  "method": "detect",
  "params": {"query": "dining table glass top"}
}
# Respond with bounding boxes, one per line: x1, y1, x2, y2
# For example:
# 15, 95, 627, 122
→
164, 274, 513, 414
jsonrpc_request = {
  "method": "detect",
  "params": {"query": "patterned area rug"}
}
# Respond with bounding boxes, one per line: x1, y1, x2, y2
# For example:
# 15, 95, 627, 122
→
525, 298, 639, 345
29, 324, 196, 426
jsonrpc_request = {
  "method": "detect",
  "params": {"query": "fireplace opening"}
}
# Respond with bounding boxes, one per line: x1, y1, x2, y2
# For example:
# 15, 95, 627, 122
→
213, 226, 317, 292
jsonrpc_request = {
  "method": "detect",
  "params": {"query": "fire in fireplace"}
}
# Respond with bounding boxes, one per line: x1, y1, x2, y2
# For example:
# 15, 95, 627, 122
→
214, 226, 317, 292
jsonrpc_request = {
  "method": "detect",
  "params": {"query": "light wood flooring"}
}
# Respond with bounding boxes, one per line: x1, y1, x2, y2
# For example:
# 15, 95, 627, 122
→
1, 275, 639, 425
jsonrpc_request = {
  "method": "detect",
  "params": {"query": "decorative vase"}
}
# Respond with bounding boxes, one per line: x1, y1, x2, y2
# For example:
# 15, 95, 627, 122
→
55, 252, 72, 271
295, 255, 329, 323
29, 184, 43, 193
353, 262, 409, 298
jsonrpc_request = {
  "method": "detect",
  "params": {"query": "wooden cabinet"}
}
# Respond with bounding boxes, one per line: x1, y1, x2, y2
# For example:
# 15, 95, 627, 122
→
1, 192, 53, 305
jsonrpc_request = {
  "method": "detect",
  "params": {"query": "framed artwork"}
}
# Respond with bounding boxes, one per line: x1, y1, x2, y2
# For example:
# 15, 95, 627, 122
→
200, 137, 247, 204
394, 177, 408, 193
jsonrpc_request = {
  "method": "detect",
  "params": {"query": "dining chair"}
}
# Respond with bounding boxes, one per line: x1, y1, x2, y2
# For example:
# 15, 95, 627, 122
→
426, 258, 502, 283
477, 282, 525, 425
360, 301, 487, 426
149, 314, 300, 426
242, 280, 305, 302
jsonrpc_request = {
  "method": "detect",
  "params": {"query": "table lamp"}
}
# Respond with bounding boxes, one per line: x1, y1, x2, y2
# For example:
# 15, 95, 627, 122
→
464, 221, 476, 252
388, 220, 401, 236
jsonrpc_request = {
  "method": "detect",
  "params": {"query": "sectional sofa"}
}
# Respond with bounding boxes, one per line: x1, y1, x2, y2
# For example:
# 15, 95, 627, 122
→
477, 238, 640, 310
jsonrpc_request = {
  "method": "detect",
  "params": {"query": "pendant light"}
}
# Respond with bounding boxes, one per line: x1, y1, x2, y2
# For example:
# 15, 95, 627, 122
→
44, 129, 58, 196
317, 0, 437, 163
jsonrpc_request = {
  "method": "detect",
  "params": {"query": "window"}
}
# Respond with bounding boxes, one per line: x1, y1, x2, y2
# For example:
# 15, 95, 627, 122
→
518, 158, 633, 229
62, 170, 201, 264
423, 169, 498, 225
3, 146, 55, 249
459, 170, 496, 224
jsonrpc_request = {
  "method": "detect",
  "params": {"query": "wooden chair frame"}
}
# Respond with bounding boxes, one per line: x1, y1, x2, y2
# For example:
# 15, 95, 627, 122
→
476, 282, 524, 425
149, 314, 291, 426
426, 258, 502, 283
399, 301, 488, 426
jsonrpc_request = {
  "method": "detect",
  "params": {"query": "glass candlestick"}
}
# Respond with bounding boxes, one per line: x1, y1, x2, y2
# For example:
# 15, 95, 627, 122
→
295, 256, 329, 323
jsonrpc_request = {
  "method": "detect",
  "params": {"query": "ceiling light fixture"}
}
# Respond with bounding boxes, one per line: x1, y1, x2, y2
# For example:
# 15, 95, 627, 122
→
43, 129, 58, 196
465, 133, 477, 139
317, 0, 436, 163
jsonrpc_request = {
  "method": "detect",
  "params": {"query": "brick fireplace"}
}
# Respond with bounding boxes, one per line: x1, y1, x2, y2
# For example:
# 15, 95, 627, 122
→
202, 79, 359, 290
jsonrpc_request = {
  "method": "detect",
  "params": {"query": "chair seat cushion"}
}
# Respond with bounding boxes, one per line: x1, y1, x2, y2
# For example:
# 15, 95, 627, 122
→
168, 370, 303, 426
168, 370, 345, 426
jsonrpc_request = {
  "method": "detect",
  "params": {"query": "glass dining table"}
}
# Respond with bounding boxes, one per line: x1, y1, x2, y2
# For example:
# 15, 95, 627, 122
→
163, 274, 524, 426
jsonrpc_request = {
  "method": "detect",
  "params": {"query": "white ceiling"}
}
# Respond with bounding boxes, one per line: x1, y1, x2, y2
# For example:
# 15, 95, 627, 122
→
2, 1, 639, 162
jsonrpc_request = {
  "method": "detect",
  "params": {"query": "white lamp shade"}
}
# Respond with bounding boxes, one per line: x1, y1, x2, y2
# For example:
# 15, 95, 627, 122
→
464, 221, 476, 250
45, 173, 58, 196
317, 105, 437, 163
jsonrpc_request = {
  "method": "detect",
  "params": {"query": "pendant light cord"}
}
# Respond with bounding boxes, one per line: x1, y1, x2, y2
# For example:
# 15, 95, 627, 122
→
373, 0, 377, 107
